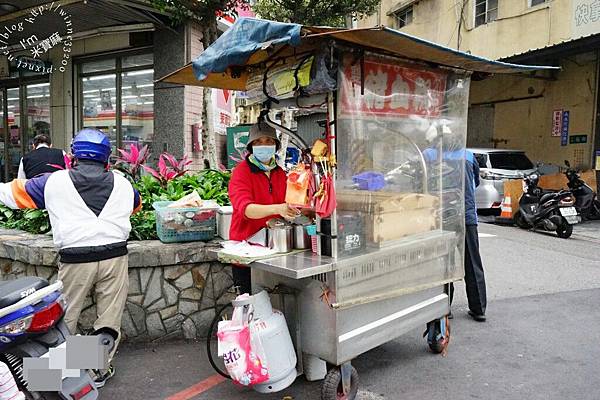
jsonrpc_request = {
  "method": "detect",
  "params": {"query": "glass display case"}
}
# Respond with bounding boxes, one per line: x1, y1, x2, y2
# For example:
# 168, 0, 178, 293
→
332, 53, 471, 299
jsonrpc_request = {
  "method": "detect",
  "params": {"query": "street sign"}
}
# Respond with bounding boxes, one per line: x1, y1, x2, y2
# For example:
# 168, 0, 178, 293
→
561, 110, 570, 146
569, 134, 587, 144
552, 109, 562, 137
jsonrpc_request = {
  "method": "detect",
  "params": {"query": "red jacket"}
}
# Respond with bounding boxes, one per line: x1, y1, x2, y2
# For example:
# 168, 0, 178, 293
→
228, 159, 287, 242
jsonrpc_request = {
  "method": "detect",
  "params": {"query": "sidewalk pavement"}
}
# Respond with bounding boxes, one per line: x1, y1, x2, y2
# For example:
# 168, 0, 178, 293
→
101, 285, 600, 400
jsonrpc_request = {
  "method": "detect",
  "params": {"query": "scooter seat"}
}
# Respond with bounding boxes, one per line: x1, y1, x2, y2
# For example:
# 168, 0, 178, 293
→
0, 277, 49, 309
539, 193, 558, 204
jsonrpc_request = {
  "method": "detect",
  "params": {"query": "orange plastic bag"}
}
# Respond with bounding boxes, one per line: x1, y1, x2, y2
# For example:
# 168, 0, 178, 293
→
285, 165, 311, 207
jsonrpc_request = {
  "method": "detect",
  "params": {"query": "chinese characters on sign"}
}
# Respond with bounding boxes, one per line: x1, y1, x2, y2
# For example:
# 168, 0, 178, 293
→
569, 134, 587, 144
552, 109, 563, 137
573, 0, 600, 38
212, 89, 233, 135
561, 111, 570, 147
340, 56, 448, 118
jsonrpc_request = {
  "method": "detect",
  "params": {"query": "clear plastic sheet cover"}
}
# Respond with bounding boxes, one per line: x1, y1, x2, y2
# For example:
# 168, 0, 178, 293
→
333, 53, 470, 298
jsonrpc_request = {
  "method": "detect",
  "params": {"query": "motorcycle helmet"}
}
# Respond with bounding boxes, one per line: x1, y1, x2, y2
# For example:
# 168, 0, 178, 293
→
71, 128, 111, 163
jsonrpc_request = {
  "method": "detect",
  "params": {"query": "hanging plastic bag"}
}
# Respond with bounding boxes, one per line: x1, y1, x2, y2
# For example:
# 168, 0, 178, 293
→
285, 164, 312, 207
314, 173, 337, 218
302, 51, 337, 95
217, 296, 269, 386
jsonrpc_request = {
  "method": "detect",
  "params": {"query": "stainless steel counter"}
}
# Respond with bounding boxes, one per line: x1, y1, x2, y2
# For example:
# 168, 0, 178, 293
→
250, 230, 459, 280
251, 251, 335, 279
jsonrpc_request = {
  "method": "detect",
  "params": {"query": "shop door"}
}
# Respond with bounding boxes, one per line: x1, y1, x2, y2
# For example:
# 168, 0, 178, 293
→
24, 82, 51, 150
0, 81, 50, 182
5, 87, 22, 180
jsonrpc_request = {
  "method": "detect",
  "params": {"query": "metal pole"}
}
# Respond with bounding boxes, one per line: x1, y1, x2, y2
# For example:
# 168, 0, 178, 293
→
327, 91, 338, 259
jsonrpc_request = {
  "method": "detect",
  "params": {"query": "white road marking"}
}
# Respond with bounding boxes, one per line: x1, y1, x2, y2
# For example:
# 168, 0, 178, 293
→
358, 390, 386, 399
479, 233, 496, 238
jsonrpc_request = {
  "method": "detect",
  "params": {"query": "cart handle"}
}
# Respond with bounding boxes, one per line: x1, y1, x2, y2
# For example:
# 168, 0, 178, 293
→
231, 297, 254, 307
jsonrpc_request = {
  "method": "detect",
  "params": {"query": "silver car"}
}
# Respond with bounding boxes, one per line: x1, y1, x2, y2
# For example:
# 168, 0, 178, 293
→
469, 148, 537, 213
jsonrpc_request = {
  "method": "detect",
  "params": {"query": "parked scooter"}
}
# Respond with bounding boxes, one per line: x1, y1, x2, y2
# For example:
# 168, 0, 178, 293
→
0, 277, 114, 400
563, 160, 600, 220
513, 172, 580, 238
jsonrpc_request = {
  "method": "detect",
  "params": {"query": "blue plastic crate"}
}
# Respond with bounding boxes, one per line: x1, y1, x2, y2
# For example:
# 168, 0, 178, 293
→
352, 171, 386, 191
153, 201, 218, 243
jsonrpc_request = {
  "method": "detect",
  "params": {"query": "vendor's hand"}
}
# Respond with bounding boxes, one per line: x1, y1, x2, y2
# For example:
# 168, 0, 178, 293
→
276, 203, 299, 221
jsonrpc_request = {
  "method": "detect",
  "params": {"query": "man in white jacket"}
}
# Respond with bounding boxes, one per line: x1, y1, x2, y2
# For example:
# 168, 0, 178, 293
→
0, 128, 142, 388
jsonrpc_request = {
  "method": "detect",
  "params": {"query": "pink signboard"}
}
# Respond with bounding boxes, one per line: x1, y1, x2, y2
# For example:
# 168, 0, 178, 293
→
340, 57, 448, 118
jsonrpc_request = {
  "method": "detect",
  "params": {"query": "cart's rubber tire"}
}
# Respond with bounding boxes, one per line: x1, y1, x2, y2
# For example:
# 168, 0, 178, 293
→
513, 211, 530, 229
321, 366, 359, 400
206, 304, 233, 379
427, 317, 451, 355
429, 339, 446, 354
556, 219, 573, 239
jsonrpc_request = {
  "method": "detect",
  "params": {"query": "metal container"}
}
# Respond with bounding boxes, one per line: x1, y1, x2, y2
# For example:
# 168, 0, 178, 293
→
217, 206, 233, 240
293, 224, 311, 250
267, 219, 293, 253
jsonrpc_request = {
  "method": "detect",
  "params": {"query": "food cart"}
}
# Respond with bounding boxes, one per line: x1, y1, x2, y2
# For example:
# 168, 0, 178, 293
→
159, 18, 554, 400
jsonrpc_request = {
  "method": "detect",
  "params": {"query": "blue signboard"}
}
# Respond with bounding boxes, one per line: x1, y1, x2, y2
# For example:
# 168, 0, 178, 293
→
561, 110, 570, 146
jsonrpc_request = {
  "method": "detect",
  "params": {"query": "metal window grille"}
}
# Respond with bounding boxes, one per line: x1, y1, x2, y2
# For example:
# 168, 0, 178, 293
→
475, 0, 498, 27
394, 6, 414, 29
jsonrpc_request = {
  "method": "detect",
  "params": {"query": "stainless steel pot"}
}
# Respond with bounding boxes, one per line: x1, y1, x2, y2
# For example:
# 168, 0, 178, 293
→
267, 219, 293, 253
293, 224, 311, 249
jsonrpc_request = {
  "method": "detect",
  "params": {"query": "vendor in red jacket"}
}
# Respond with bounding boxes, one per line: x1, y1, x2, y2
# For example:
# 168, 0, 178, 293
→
228, 122, 297, 293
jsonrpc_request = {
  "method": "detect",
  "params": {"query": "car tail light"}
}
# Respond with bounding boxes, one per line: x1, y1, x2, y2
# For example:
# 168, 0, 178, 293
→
71, 383, 94, 400
27, 297, 65, 333
0, 314, 33, 335
491, 202, 501, 208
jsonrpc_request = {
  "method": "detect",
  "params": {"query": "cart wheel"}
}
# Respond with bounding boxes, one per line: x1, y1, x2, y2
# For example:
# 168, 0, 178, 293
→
427, 316, 451, 355
321, 366, 359, 400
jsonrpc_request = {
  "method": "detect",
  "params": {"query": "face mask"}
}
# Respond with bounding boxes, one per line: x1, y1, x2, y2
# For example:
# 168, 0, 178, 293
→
253, 145, 276, 163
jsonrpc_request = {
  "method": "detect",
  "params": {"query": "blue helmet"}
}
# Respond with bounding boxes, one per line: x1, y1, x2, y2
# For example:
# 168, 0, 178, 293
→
71, 128, 111, 163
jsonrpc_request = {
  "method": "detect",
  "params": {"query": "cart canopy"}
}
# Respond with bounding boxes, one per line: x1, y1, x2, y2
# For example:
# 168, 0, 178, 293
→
158, 18, 558, 90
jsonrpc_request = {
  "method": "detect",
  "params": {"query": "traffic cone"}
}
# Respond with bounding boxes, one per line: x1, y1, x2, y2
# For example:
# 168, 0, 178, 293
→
495, 195, 514, 224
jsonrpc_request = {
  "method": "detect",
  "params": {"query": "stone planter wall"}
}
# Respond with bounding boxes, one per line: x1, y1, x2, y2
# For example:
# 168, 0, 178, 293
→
0, 229, 234, 342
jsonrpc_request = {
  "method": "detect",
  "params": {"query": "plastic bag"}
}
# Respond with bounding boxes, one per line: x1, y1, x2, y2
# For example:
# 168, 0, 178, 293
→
217, 296, 269, 386
285, 165, 312, 207
302, 52, 337, 95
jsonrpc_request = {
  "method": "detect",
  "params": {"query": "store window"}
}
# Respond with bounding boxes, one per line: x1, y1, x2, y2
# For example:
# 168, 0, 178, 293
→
25, 82, 51, 146
394, 6, 413, 29
79, 52, 154, 154
529, 0, 547, 6
474, 0, 498, 27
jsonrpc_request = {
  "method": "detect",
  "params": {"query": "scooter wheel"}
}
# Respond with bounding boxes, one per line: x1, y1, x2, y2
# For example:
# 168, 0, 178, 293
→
589, 200, 600, 220
321, 366, 359, 400
513, 211, 530, 229
556, 220, 573, 239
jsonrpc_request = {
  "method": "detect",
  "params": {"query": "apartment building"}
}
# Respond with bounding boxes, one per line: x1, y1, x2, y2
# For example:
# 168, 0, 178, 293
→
361, 0, 600, 169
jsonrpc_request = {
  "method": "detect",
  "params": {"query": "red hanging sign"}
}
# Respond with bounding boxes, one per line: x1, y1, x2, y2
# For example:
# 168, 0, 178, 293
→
340, 57, 448, 118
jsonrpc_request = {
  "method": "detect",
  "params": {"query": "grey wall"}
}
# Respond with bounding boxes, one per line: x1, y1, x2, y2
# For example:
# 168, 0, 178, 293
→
153, 25, 187, 160
467, 105, 495, 148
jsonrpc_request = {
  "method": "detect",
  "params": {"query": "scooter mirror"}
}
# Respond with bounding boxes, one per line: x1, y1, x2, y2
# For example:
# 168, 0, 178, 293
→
565, 160, 571, 167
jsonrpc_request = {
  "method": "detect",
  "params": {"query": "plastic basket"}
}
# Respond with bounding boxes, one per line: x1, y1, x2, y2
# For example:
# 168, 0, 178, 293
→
306, 225, 318, 254
352, 171, 386, 191
153, 201, 218, 243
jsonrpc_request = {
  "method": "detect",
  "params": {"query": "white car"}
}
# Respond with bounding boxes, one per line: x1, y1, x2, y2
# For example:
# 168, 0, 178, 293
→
469, 148, 537, 214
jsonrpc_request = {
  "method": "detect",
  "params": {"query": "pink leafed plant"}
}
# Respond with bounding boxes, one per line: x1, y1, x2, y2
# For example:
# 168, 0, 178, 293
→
115, 143, 151, 180
143, 152, 192, 187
